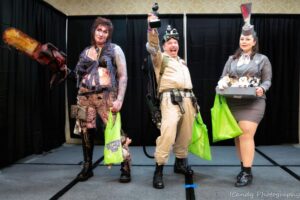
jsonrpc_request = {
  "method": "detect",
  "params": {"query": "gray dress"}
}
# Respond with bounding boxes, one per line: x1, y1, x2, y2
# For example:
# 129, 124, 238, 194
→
221, 53, 272, 123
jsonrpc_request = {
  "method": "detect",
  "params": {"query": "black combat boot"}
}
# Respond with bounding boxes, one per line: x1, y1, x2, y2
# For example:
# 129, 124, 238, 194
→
235, 167, 253, 187
77, 129, 95, 181
174, 157, 193, 175
236, 162, 244, 180
119, 161, 131, 183
153, 163, 164, 189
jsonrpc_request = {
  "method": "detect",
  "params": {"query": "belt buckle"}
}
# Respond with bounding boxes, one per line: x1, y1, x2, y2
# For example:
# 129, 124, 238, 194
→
81, 83, 96, 90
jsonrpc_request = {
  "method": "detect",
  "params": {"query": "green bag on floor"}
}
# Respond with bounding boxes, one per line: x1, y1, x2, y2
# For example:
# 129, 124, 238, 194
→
211, 94, 242, 143
188, 112, 212, 160
104, 111, 124, 165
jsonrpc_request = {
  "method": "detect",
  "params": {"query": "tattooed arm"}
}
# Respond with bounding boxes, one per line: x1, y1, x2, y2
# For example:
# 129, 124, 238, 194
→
112, 45, 128, 112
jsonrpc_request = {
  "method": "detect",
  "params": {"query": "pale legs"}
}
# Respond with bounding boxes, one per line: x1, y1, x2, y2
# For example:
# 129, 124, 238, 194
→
234, 120, 258, 187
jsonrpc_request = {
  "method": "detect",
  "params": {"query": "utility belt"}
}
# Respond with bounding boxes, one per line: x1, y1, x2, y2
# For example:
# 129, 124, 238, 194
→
78, 83, 115, 96
159, 89, 196, 114
160, 89, 194, 99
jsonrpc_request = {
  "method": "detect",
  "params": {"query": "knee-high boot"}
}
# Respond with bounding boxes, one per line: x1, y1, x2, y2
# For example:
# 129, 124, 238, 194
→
119, 130, 131, 183
77, 129, 95, 181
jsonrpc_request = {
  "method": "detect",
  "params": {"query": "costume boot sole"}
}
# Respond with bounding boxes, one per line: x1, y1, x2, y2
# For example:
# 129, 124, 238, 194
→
234, 179, 252, 187
153, 176, 164, 189
119, 176, 131, 183
153, 183, 164, 189
77, 172, 94, 182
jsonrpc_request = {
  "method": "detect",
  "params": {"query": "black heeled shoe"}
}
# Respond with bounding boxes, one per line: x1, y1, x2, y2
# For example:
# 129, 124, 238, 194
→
235, 171, 253, 187
236, 162, 243, 180
236, 170, 243, 180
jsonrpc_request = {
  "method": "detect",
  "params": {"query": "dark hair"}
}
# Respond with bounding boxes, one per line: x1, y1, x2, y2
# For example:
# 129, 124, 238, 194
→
232, 33, 259, 60
90, 17, 113, 45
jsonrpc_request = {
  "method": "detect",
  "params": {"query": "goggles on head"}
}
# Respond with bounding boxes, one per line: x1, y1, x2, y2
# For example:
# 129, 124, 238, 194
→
162, 25, 179, 43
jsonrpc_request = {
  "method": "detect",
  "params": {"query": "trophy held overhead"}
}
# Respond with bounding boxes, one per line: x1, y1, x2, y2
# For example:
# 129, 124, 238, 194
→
149, 3, 161, 28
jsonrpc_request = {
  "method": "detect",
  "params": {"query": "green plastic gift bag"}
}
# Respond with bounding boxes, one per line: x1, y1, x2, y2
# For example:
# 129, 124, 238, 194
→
211, 94, 242, 143
104, 111, 124, 165
189, 112, 212, 160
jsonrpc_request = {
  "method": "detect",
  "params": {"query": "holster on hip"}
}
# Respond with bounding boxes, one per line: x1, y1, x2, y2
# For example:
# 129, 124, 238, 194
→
70, 105, 87, 120
170, 89, 185, 114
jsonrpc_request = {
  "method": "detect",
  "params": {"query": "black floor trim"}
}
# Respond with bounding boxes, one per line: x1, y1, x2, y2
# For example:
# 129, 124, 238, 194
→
49, 156, 104, 200
255, 148, 300, 181
15, 163, 81, 166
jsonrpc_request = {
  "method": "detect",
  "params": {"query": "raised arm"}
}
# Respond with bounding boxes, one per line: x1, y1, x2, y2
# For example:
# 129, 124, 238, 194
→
146, 13, 163, 68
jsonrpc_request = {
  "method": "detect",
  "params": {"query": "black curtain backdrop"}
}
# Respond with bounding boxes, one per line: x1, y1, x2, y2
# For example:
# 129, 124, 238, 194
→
67, 14, 299, 146
1, 5, 299, 168
0, 0, 66, 168
187, 14, 300, 145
